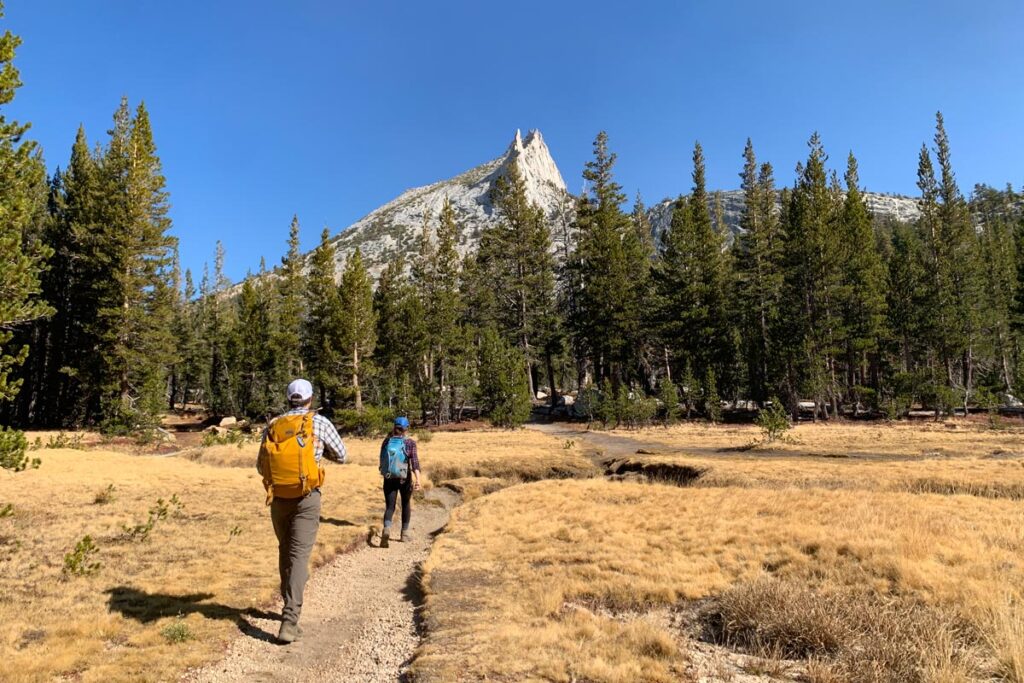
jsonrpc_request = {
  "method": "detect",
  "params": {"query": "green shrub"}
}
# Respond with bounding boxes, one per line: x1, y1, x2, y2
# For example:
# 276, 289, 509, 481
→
45, 432, 84, 450
0, 503, 13, 518
160, 620, 193, 643
477, 327, 532, 428
0, 428, 39, 472
121, 495, 183, 542
413, 428, 434, 443
757, 399, 791, 443
333, 406, 395, 437
201, 429, 252, 448
573, 385, 600, 423
620, 394, 658, 429
704, 370, 722, 423
63, 535, 101, 577
658, 379, 681, 425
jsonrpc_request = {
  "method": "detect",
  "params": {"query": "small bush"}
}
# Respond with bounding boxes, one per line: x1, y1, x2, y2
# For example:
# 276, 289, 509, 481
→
333, 406, 395, 437
121, 495, 183, 542
756, 399, 791, 443
93, 484, 116, 505
45, 432, 84, 450
658, 379, 681, 425
228, 525, 243, 543
160, 619, 193, 643
413, 428, 434, 443
0, 428, 40, 472
201, 429, 252, 448
62, 535, 101, 577
0, 503, 13, 518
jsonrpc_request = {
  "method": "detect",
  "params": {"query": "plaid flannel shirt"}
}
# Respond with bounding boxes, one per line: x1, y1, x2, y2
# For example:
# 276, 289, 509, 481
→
257, 408, 347, 470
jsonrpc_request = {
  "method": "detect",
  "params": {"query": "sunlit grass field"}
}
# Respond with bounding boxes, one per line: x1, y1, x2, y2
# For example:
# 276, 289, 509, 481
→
416, 421, 1024, 683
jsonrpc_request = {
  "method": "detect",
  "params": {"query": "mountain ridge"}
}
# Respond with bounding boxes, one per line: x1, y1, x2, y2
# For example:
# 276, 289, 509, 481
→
321, 131, 921, 280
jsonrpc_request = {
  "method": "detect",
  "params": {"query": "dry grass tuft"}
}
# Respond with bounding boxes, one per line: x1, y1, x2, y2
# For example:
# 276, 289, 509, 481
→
703, 577, 984, 682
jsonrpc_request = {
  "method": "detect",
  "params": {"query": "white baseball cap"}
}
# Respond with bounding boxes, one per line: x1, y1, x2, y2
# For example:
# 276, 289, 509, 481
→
287, 379, 314, 404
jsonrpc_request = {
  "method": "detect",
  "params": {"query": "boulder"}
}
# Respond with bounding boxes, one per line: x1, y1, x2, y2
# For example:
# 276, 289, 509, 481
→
218, 416, 238, 428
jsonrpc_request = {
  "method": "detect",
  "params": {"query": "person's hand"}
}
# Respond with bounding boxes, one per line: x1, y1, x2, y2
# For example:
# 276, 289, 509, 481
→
413, 480, 422, 492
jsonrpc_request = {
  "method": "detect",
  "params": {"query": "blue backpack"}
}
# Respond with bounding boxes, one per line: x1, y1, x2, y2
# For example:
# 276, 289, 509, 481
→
383, 437, 409, 479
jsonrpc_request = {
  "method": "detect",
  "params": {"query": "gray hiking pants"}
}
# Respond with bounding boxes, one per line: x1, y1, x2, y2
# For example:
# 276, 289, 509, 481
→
270, 489, 321, 624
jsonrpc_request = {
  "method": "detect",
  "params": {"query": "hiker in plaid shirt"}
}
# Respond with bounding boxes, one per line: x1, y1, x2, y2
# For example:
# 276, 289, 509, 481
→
258, 378, 347, 644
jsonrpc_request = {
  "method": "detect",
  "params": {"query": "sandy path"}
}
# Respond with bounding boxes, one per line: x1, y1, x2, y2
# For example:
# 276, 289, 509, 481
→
185, 488, 457, 683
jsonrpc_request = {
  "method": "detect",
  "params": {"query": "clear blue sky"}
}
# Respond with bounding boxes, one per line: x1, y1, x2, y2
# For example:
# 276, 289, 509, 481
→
7, 1, 1023, 282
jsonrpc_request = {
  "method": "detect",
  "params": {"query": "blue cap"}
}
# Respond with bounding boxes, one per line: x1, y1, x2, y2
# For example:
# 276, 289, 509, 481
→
394, 416, 410, 429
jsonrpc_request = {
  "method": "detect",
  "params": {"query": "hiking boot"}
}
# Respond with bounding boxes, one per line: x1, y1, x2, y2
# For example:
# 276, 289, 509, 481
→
380, 528, 390, 548
277, 621, 299, 644
400, 529, 412, 543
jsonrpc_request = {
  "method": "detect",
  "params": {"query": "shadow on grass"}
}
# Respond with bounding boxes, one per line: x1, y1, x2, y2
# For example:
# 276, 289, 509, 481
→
105, 586, 279, 643
319, 516, 357, 527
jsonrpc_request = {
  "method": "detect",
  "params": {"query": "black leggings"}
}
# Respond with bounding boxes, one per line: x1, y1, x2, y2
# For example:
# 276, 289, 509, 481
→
383, 477, 412, 530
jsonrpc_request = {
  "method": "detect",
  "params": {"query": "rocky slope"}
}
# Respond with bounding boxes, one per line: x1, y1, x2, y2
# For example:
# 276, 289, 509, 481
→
647, 190, 921, 246
327, 129, 571, 279
323, 131, 921, 279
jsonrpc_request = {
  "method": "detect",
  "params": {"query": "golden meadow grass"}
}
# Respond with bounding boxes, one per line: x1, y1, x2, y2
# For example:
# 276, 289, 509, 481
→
0, 446, 377, 682
416, 421, 1024, 683
608, 418, 1024, 459
0, 428, 588, 682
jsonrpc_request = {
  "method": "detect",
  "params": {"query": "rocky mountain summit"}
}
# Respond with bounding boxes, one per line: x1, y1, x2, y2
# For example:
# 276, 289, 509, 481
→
327, 129, 570, 279
323, 131, 921, 279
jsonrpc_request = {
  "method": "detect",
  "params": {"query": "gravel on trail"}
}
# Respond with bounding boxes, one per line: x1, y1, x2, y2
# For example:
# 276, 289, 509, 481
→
185, 487, 457, 683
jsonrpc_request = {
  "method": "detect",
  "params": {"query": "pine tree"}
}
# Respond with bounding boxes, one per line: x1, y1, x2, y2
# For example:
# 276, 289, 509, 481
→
374, 254, 425, 413
232, 261, 277, 418
973, 185, 1017, 392
655, 142, 734, 399
88, 99, 177, 429
779, 133, 845, 418
304, 228, 345, 405
838, 152, 887, 406
569, 132, 648, 388
201, 242, 236, 415
339, 247, 376, 411
0, 5, 52, 412
915, 113, 983, 408
477, 160, 558, 400
413, 199, 465, 423
734, 139, 783, 404
43, 126, 101, 423
274, 215, 306, 382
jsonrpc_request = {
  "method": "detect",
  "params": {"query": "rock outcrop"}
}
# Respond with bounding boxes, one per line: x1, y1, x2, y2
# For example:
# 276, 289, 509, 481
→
326, 129, 570, 279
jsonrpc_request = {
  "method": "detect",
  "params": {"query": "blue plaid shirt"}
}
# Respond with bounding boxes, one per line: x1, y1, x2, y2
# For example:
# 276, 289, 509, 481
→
258, 408, 347, 467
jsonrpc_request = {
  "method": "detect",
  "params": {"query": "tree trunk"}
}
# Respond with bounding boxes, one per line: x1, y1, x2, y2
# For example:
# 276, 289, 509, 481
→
353, 344, 362, 412
546, 351, 558, 409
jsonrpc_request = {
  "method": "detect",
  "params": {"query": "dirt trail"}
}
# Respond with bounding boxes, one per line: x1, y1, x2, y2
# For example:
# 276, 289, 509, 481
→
185, 488, 457, 683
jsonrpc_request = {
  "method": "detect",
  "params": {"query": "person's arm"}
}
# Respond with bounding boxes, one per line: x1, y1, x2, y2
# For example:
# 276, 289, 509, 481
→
407, 438, 421, 490
316, 417, 347, 464
379, 438, 388, 475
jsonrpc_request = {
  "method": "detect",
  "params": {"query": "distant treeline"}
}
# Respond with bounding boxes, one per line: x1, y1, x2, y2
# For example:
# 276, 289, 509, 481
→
1, 5, 1021, 431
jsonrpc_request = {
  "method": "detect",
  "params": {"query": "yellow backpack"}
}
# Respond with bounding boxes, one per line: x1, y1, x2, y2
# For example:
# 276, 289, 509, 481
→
258, 411, 325, 505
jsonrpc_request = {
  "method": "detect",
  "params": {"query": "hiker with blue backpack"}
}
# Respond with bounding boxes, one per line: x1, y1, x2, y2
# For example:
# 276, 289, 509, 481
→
379, 416, 421, 547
